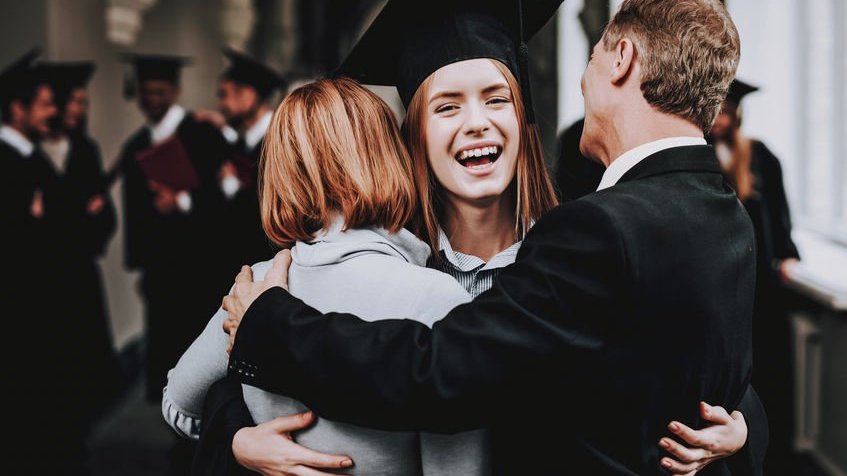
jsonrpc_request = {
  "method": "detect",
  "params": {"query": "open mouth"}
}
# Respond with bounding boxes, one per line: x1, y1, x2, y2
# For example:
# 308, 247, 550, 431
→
455, 145, 503, 169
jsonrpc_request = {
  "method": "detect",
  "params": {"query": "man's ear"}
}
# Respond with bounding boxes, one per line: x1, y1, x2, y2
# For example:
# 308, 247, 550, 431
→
610, 38, 635, 85
10, 99, 27, 123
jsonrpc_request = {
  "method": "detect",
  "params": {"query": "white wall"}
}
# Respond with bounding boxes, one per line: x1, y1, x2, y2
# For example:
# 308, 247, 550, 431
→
725, 0, 802, 214
557, 0, 589, 133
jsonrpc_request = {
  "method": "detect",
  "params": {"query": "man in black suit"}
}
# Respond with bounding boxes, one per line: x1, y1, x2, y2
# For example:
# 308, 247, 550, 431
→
220, 0, 763, 474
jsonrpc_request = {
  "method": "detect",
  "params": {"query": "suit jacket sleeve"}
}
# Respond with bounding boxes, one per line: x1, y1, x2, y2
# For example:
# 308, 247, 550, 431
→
230, 200, 625, 433
723, 385, 768, 476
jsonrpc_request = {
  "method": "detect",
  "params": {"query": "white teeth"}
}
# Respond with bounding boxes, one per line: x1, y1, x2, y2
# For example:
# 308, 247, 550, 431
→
459, 146, 499, 160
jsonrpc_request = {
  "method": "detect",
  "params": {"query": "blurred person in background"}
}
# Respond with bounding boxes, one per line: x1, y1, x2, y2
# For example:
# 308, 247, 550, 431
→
709, 78, 801, 474
117, 52, 231, 473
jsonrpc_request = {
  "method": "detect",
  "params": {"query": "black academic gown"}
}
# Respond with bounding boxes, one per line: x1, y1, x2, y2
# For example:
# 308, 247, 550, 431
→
219, 138, 274, 286
225, 145, 763, 475
38, 133, 122, 424
737, 140, 799, 473
119, 113, 229, 401
1, 137, 95, 473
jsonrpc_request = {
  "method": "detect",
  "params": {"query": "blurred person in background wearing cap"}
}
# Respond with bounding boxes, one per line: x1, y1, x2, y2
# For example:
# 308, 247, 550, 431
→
212, 48, 287, 291
0, 49, 91, 474
34, 60, 123, 471
116, 52, 231, 472
709, 78, 800, 475
37, 61, 124, 425
197, 1, 764, 475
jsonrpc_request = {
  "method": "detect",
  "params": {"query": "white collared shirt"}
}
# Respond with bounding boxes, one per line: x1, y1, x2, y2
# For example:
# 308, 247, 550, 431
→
596, 136, 707, 191
148, 104, 187, 145
0, 125, 35, 157
244, 110, 272, 151
41, 136, 70, 172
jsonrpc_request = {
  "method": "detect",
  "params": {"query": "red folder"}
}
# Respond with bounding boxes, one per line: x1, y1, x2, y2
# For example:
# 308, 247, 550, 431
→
135, 136, 200, 191
231, 151, 258, 188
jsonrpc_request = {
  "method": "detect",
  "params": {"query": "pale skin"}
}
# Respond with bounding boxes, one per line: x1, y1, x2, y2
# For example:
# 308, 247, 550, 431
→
218, 45, 749, 474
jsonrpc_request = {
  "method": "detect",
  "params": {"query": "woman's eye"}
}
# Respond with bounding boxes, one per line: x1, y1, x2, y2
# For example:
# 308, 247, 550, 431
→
487, 97, 511, 105
435, 104, 459, 114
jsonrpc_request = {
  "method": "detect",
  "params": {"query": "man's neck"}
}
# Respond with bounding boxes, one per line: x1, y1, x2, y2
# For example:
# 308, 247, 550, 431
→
442, 194, 516, 262
240, 105, 269, 134
601, 106, 704, 167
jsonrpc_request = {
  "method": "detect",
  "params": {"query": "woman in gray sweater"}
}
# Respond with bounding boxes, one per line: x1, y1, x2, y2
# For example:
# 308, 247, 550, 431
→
162, 77, 485, 475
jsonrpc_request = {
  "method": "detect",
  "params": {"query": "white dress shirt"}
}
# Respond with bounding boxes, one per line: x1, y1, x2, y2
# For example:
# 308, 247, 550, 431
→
148, 104, 187, 145
596, 136, 707, 191
0, 125, 35, 157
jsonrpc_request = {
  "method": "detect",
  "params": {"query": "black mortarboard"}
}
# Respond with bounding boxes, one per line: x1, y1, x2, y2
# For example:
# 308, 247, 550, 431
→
0, 48, 44, 106
36, 61, 96, 106
335, 0, 563, 123
122, 53, 191, 84
221, 47, 287, 99
725, 79, 759, 106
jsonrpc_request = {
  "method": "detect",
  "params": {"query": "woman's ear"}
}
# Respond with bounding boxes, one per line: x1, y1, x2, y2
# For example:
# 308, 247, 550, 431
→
610, 38, 635, 84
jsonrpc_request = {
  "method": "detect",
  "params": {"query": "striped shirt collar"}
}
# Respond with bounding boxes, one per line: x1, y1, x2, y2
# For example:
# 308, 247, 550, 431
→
437, 226, 521, 273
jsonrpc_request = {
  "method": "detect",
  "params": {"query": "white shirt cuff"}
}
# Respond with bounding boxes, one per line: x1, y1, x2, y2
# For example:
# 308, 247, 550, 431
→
176, 190, 192, 213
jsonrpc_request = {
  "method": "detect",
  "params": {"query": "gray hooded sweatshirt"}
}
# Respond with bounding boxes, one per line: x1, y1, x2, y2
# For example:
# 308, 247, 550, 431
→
162, 218, 489, 475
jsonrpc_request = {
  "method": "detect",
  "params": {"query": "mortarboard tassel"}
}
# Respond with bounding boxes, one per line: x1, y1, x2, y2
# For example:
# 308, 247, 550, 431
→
517, 0, 536, 124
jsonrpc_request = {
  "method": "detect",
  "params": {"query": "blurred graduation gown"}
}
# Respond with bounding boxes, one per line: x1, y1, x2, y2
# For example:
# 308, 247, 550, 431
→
118, 54, 231, 400
37, 62, 123, 420
217, 48, 286, 276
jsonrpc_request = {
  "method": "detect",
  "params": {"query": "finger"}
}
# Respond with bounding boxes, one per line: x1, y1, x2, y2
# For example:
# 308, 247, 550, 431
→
700, 401, 732, 424
226, 332, 235, 354
268, 412, 315, 433
235, 265, 254, 284
660, 456, 701, 475
659, 437, 707, 464
668, 421, 709, 449
265, 250, 292, 288
223, 317, 237, 335
287, 443, 353, 470
730, 410, 745, 424
222, 295, 234, 313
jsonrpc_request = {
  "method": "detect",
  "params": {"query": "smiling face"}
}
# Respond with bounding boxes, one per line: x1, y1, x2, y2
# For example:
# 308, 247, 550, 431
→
424, 58, 520, 206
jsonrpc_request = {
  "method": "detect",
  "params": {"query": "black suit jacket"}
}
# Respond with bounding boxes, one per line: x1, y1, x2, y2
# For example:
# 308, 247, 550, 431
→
229, 145, 760, 475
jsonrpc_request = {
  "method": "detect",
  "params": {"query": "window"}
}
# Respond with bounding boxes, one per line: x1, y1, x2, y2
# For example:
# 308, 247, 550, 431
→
796, 0, 847, 244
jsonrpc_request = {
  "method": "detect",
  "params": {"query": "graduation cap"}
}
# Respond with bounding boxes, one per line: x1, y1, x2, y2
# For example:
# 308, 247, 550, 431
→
221, 47, 287, 99
725, 79, 760, 106
35, 61, 96, 107
122, 53, 191, 84
0, 48, 44, 108
335, 0, 563, 123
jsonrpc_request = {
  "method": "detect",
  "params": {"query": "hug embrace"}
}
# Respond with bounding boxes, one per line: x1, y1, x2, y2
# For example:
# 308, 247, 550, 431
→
164, 0, 768, 474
